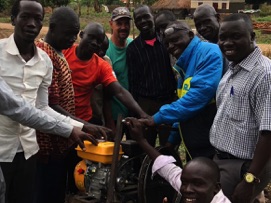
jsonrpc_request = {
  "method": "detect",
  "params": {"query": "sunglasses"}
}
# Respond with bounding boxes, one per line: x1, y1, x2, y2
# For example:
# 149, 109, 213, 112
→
164, 26, 189, 36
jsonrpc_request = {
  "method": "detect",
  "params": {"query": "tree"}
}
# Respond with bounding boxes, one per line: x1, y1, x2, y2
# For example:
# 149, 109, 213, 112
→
0, 0, 8, 12
245, 0, 269, 9
50, 0, 70, 7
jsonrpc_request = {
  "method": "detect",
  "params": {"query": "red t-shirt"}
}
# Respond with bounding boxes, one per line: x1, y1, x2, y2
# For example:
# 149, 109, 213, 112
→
63, 45, 117, 121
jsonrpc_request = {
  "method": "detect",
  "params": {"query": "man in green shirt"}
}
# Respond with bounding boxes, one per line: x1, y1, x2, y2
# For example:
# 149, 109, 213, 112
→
106, 7, 133, 131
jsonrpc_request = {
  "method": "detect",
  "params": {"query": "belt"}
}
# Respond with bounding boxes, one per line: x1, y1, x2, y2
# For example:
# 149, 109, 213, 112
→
215, 149, 240, 160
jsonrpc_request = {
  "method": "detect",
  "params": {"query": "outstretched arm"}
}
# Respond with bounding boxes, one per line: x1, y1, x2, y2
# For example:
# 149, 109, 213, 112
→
123, 117, 160, 160
124, 117, 182, 192
0, 77, 98, 148
105, 82, 149, 118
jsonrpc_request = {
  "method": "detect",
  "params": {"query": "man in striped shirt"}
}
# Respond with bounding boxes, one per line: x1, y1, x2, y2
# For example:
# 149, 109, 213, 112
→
127, 5, 176, 147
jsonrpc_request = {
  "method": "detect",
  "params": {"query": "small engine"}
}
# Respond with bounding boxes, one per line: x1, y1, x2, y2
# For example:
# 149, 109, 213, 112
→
74, 140, 143, 202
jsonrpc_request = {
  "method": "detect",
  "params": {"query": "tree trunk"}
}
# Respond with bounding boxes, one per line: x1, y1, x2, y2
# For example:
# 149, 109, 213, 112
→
94, 0, 101, 13
78, 1, 81, 17
126, 0, 130, 8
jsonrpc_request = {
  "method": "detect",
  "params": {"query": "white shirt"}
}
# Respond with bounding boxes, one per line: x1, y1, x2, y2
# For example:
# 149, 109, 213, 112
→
0, 34, 83, 162
0, 76, 73, 137
152, 155, 231, 203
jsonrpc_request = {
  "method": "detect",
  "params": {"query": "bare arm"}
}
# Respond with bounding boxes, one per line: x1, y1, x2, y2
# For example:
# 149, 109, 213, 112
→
232, 131, 271, 202
124, 117, 160, 160
105, 82, 148, 118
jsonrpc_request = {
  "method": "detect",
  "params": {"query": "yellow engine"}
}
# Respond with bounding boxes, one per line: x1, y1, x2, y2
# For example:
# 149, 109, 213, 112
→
74, 141, 124, 197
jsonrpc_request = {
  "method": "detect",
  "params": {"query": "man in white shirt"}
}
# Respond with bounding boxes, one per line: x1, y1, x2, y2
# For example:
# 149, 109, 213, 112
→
0, 75, 98, 203
124, 117, 230, 203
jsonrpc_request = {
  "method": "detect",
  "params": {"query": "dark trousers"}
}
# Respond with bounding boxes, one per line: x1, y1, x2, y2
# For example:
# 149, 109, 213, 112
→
34, 149, 79, 203
213, 155, 271, 202
137, 96, 174, 147
0, 167, 5, 203
0, 152, 37, 203
35, 156, 67, 203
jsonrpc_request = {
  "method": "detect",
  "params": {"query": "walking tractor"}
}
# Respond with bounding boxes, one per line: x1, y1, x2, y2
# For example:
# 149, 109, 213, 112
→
73, 117, 182, 203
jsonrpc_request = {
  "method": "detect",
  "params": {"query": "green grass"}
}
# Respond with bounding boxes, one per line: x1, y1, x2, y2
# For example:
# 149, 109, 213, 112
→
254, 16, 271, 22
0, 17, 10, 23
255, 29, 271, 44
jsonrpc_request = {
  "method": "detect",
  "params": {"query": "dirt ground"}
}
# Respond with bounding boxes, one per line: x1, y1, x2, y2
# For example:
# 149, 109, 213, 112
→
1, 22, 271, 202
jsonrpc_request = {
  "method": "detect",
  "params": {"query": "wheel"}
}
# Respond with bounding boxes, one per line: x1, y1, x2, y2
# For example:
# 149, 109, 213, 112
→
138, 146, 183, 203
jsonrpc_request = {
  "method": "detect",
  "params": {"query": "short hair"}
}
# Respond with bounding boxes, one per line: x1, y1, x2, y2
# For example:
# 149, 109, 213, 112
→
167, 20, 191, 30
154, 10, 176, 21
133, 4, 152, 16
49, 6, 79, 26
222, 13, 253, 32
11, 0, 44, 18
194, 4, 217, 17
189, 157, 220, 182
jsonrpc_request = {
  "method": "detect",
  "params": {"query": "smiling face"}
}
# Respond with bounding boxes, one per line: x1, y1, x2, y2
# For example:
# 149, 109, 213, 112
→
194, 14, 219, 43
218, 19, 255, 64
180, 161, 219, 203
163, 23, 193, 58
12, 0, 43, 43
134, 6, 155, 35
110, 17, 130, 42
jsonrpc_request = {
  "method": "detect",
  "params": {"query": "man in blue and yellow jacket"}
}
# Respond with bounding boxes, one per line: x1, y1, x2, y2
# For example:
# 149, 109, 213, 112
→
140, 21, 223, 160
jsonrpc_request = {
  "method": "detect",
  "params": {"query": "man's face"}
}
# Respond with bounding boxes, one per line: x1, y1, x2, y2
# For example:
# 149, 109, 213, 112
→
79, 26, 105, 57
155, 14, 171, 39
110, 18, 130, 41
180, 162, 218, 203
12, 1, 43, 43
134, 6, 154, 34
163, 24, 192, 58
194, 13, 219, 43
52, 21, 80, 51
218, 20, 255, 64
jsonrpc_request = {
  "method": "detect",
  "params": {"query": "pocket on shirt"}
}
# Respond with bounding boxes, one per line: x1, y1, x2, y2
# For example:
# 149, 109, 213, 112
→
227, 95, 250, 122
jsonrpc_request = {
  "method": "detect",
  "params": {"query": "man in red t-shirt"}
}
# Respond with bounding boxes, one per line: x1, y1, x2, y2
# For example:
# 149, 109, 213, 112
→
63, 22, 148, 124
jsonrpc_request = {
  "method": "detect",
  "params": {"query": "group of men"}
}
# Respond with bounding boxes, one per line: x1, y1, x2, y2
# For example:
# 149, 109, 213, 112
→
0, 1, 270, 203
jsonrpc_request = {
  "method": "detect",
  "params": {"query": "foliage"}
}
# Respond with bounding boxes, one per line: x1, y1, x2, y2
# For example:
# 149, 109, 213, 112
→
245, 0, 270, 9
255, 30, 271, 44
259, 3, 271, 17
0, 0, 8, 12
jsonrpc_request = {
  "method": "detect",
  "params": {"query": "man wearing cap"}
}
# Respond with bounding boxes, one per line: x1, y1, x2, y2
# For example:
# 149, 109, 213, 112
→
106, 7, 133, 133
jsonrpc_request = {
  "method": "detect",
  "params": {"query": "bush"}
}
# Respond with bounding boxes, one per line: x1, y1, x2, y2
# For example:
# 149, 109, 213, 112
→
259, 3, 271, 17
0, 0, 8, 12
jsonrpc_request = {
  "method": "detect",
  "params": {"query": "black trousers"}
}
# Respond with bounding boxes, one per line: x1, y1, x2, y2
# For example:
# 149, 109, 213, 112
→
0, 152, 37, 203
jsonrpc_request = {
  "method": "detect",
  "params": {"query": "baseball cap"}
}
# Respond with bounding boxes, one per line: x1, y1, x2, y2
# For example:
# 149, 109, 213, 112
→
111, 7, 132, 21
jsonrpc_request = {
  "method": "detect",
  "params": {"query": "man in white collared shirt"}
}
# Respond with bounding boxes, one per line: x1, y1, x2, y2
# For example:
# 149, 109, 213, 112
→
0, 74, 99, 203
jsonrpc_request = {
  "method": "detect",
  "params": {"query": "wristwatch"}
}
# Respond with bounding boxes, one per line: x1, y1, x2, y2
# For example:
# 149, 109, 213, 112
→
243, 172, 260, 184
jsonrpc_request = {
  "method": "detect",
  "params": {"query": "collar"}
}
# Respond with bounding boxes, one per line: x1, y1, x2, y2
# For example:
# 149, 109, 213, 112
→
229, 47, 261, 73
210, 190, 231, 203
6, 34, 43, 64
176, 36, 200, 71
138, 32, 161, 48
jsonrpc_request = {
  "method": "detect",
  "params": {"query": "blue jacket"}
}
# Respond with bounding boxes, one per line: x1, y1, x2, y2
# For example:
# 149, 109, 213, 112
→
153, 36, 223, 157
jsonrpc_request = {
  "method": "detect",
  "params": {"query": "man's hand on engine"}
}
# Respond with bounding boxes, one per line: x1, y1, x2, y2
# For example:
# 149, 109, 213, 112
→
70, 126, 99, 150
82, 123, 113, 141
